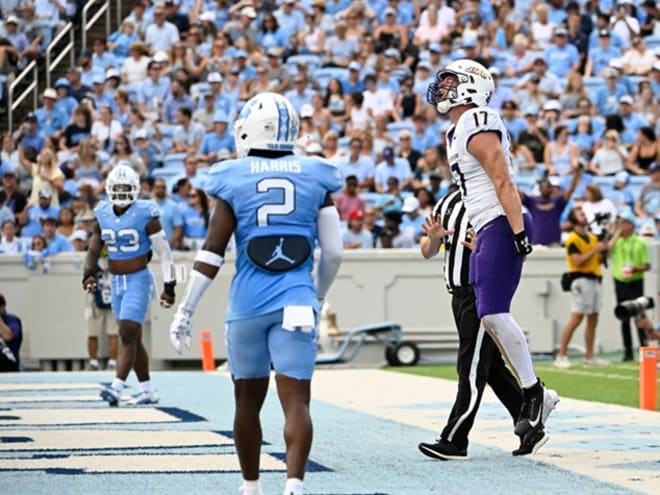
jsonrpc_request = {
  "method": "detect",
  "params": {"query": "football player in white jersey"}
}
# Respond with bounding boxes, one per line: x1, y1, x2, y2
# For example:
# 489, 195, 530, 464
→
426, 59, 559, 447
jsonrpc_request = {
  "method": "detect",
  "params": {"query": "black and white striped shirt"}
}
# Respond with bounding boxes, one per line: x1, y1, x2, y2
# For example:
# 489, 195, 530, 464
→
432, 190, 471, 292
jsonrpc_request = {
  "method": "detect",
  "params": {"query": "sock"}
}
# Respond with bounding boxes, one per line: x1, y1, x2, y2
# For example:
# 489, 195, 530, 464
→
107, 359, 117, 367
241, 479, 263, 495
110, 378, 125, 393
139, 380, 155, 393
482, 313, 537, 388
283, 478, 303, 495
89, 359, 99, 367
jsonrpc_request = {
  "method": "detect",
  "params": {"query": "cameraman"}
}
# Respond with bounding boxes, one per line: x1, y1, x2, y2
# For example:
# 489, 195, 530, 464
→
610, 211, 650, 361
555, 206, 609, 368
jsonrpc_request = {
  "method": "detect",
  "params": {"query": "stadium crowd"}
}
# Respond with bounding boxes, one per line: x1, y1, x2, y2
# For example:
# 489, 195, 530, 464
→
0, 0, 659, 262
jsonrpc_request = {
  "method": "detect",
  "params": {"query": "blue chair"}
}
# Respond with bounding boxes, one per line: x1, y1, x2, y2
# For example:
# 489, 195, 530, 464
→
286, 54, 322, 75
645, 35, 660, 52
583, 77, 606, 100
499, 77, 516, 91
162, 152, 187, 170
515, 176, 536, 194
313, 67, 349, 91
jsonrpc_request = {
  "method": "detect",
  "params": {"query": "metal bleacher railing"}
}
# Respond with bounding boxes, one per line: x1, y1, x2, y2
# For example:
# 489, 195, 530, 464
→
7, 60, 38, 133
45, 23, 76, 89
82, 0, 111, 52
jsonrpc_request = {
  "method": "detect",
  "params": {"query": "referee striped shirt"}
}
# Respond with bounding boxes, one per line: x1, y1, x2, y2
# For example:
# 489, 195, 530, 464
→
432, 190, 471, 292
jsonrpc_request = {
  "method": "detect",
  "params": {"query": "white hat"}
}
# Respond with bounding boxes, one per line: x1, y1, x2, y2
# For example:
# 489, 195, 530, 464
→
199, 11, 216, 22
207, 72, 223, 83
153, 51, 169, 63
543, 100, 561, 112
240, 6, 257, 18
70, 230, 88, 242
619, 95, 634, 105
384, 6, 396, 16
135, 129, 148, 140
548, 175, 561, 187
300, 104, 314, 118
348, 61, 361, 71
42, 88, 57, 100
401, 196, 420, 213
5, 15, 20, 24
105, 68, 120, 79
640, 223, 656, 237
305, 142, 323, 154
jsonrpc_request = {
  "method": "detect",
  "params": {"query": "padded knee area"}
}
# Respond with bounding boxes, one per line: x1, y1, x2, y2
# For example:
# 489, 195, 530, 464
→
118, 325, 139, 346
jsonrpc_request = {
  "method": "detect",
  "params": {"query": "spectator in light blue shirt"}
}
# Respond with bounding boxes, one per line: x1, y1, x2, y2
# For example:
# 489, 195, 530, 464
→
90, 74, 116, 113
91, 37, 117, 72
21, 190, 60, 238
40, 217, 72, 255
199, 111, 236, 161
138, 60, 171, 113
585, 30, 621, 78
543, 27, 580, 78
200, 72, 234, 117
274, 0, 305, 42
594, 69, 629, 116
411, 114, 437, 153
53, 78, 78, 123
501, 100, 528, 142
284, 75, 315, 114
619, 96, 648, 134
589, 13, 624, 51
35, 89, 67, 137
152, 178, 183, 247
108, 19, 140, 58
342, 62, 366, 94
488, 67, 515, 111
162, 79, 195, 124
375, 146, 413, 192
338, 137, 376, 190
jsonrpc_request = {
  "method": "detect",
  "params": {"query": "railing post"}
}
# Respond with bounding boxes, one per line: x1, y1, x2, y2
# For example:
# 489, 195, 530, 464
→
33, 64, 38, 107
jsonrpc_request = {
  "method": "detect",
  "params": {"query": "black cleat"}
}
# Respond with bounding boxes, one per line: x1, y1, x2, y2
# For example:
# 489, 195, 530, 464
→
515, 381, 559, 438
418, 439, 467, 460
512, 428, 549, 456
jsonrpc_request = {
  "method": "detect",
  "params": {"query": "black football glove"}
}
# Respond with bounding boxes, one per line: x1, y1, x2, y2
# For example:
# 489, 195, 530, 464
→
513, 230, 533, 256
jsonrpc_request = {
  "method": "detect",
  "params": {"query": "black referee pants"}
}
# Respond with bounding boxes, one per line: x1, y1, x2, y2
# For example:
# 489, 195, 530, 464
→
614, 279, 648, 359
440, 286, 522, 451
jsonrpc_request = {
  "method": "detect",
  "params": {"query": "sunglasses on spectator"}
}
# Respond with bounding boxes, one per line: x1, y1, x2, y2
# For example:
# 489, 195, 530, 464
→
189, 193, 198, 198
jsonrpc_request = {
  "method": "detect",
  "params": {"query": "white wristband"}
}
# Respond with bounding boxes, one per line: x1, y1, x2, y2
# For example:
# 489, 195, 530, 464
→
194, 249, 224, 267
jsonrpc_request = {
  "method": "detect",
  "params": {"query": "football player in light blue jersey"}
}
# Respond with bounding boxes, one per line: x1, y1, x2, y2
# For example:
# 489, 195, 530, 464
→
83, 164, 177, 407
170, 93, 343, 495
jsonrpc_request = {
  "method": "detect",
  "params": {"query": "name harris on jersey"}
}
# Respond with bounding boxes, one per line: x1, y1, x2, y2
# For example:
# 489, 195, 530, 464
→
249, 160, 302, 174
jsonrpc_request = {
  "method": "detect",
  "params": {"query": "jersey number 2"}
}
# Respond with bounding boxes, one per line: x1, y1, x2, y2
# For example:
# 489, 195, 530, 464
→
102, 228, 140, 253
256, 178, 295, 226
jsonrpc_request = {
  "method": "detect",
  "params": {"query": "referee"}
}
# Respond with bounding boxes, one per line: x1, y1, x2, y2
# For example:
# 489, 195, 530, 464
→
417, 190, 547, 459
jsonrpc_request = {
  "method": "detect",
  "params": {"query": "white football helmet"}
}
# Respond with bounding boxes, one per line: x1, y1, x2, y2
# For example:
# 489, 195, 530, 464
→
106, 163, 140, 207
427, 59, 494, 114
234, 92, 299, 158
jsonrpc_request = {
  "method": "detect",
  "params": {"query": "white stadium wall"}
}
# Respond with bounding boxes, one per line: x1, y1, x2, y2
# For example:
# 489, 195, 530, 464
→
1, 244, 658, 369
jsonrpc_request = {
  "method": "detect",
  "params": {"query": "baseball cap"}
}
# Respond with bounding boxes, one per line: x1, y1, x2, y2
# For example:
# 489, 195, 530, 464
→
649, 162, 660, 173
3, 169, 16, 178
523, 103, 539, 116
554, 27, 568, 36
384, 48, 400, 59
105, 68, 120, 80
135, 129, 148, 140
619, 95, 634, 105
42, 88, 57, 100
429, 42, 442, 53
653, 61, 660, 72
543, 100, 561, 112
54, 77, 70, 89
305, 142, 323, 154
348, 61, 361, 71
609, 58, 624, 70
348, 209, 364, 221
382, 146, 394, 160
618, 210, 637, 224
213, 111, 229, 123
599, 29, 610, 38
614, 170, 630, 184
384, 6, 396, 16
153, 51, 169, 63
462, 37, 477, 48
235, 49, 248, 58
417, 61, 431, 71
207, 72, 223, 83
640, 223, 656, 237
300, 104, 314, 119
488, 66, 501, 77
91, 73, 105, 85
240, 6, 257, 18
70, 230, 88, 242
41, 216, 58, 225
25, 112, 37, 122
603, 67, 619, 78
38, 188, 52, 199
402, 196, 420, 213
5, 15, 19, 24
199, 11, 216, 22
399, 129, 412, 139
266, 47, 280, 57
501, 100, 517, 110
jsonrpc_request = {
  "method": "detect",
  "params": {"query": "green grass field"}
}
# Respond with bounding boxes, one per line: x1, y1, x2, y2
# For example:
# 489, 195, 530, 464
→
393, 355, 660, 411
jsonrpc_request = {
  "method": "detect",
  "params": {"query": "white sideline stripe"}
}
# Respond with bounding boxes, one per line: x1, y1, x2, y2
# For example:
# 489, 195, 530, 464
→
0, 453, 286, 473
0, 408, 183, 426
0, 430, 232, 451
0, 394, 131, 403
0, 383, 103, 392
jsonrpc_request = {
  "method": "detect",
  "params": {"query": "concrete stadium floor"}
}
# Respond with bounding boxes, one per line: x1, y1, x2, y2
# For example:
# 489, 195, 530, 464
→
0, 369, 657, 495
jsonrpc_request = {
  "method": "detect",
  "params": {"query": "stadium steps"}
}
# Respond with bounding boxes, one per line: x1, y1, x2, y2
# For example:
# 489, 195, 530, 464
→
3, 0, 139, 131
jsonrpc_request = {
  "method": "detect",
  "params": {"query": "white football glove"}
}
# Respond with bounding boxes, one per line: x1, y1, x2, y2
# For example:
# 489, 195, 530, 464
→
169, 308, 193, 355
